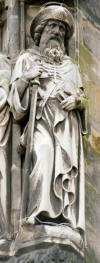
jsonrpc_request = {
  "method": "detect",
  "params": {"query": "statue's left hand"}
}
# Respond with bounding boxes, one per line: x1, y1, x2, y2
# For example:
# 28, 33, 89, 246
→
60, 95, 76, 111
60, 95, 87, 111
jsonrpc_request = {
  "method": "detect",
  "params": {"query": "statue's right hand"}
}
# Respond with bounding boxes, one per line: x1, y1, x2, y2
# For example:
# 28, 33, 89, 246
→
23, 64, 43, 81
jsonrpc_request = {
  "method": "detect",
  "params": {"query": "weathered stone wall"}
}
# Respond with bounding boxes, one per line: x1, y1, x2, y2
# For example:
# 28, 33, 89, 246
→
79, 0, 100, 27
78, 2, 100, 263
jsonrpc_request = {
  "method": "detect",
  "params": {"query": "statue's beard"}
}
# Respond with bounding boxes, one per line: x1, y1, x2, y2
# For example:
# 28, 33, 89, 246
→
43, 47, 64, 64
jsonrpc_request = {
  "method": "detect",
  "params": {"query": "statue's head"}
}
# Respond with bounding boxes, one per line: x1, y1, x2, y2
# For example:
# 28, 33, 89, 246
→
30, 2, 74, 57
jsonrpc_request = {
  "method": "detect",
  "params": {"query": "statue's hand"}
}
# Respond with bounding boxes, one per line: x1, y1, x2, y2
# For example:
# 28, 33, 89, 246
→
0, 88, 7, 110
75, 96, 87, 110
60, 95, 76, 111
23, 64, 43, 81
60, 95, 87, 111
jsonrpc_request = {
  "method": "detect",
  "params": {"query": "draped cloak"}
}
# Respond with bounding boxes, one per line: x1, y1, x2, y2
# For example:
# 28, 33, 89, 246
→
8, 50, 87, 234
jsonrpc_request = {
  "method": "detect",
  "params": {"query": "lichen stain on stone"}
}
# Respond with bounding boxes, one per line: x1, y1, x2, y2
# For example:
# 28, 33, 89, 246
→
79, 44, 99, 87
91, 127, 100, 153
79, 43, 100, 152
85, 249, 99, 263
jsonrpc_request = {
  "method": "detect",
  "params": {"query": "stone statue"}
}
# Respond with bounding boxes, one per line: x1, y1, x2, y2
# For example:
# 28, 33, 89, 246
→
0, 54, 11, 238
8, 3, 87, 256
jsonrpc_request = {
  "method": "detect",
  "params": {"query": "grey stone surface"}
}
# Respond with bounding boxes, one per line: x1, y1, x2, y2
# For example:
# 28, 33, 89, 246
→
0, 245, 84, 263
84, 138, 100, 262
83, 20, 100, 59
79, 0, 100, 27
7, 0, 20, 59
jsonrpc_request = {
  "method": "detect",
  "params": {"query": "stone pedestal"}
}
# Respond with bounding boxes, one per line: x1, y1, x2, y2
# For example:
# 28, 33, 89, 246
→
0, 224, 85, 263
11, 224, 84, 258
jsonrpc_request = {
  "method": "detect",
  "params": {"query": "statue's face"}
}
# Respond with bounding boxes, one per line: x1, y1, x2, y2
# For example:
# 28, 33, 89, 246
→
39, 20, 66, 52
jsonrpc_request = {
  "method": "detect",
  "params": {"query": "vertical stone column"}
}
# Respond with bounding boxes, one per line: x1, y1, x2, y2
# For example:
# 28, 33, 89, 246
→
0, 17, 3, 52
7, 0, 21, 235
20, 0, 25, 50
0, 25, 2, 52
7, 0, 20, 59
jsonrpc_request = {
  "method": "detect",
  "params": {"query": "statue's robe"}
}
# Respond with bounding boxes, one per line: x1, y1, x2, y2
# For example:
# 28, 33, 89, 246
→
9, 49, 87, 235
0, 54, 11, 235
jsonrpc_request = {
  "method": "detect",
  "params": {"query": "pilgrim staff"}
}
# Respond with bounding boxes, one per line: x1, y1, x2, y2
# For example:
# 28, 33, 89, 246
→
21, 79, 39, 220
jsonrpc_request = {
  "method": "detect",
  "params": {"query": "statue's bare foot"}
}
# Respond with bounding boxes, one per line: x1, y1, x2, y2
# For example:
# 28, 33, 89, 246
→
21, 217, 35, 226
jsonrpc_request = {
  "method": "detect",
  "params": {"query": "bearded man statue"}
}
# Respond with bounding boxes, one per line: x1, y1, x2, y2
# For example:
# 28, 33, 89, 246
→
8, 3, 87, 256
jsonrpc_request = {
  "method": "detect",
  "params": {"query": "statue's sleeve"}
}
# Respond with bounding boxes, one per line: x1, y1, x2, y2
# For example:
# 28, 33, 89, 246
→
73, 63, 83, 89
73, 64, 88, 135
0, 55, 11, 107
8, 52, 30, 121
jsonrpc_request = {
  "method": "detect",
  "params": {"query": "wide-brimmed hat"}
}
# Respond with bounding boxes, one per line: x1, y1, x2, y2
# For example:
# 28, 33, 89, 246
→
30, 2, 74, 46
